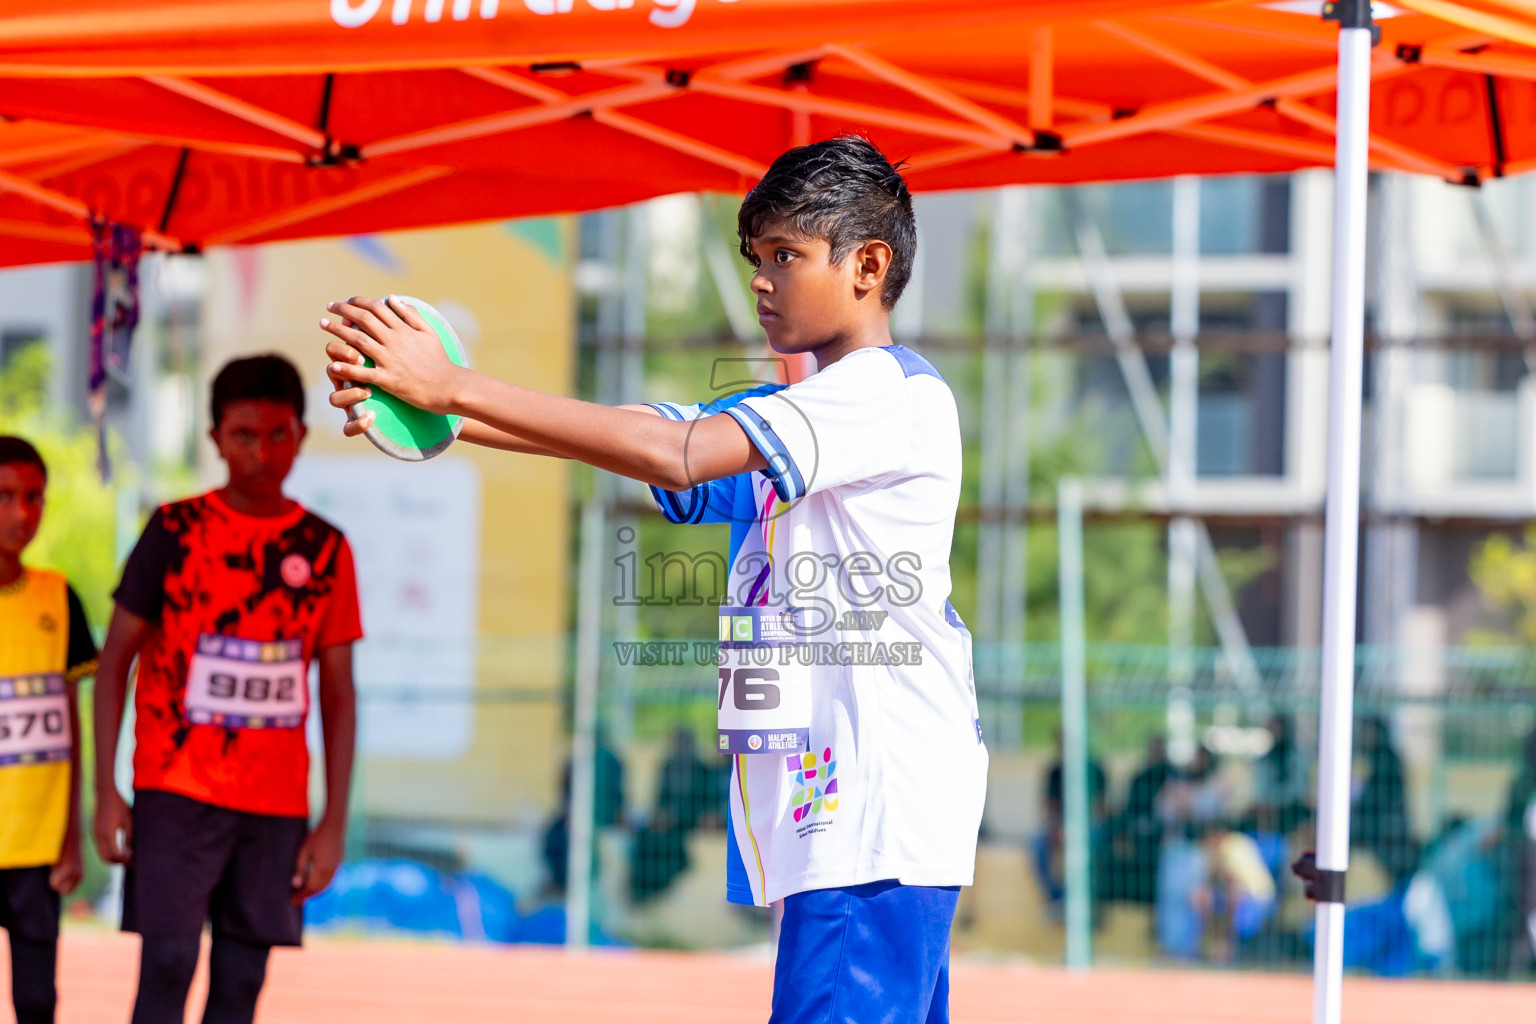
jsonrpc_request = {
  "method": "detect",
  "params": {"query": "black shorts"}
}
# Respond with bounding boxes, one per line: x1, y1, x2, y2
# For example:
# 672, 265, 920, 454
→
0, 866, 59, 943
122, 789, 308, 948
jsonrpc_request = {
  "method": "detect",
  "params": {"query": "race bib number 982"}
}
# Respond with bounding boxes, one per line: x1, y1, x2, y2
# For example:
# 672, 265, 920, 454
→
0, 674, 71, 767
185, 635, 307, 729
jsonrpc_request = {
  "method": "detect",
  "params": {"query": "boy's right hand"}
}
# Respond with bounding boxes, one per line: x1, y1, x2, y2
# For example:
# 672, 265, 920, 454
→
51, 831, 83, 895
322, 296, 464, 415
93, 788, 133, 865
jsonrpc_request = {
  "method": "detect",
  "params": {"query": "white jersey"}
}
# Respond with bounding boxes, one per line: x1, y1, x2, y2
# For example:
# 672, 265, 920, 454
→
649, 344, 988, 906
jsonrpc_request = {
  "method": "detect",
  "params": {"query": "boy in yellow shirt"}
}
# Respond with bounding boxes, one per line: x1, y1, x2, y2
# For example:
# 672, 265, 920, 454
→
0, 437, 97, 1024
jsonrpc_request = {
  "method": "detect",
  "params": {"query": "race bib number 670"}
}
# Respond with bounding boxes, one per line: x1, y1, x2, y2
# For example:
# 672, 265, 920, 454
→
185, 635, 307, 729
0, 674, 70, 767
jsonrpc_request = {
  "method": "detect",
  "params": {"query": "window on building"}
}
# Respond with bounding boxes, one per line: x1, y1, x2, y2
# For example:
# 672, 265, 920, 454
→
1200, 176, 1291, 255
1036, 182, 1174, 256
1036, 176, 1291, 258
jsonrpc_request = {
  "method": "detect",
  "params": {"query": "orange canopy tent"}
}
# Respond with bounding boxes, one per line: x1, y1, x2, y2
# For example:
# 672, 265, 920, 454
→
1, 0, 1536, 266
4, 4, 1534, 1024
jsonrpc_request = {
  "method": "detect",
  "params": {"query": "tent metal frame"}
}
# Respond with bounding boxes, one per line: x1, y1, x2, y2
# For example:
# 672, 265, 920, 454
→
7, 10, 1536, 251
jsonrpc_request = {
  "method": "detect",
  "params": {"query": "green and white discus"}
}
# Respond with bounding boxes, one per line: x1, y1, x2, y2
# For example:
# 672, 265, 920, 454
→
347, 295, 468, 462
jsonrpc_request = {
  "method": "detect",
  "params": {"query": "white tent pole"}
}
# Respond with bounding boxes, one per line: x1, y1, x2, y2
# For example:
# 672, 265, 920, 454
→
565, 496, 604, 950
1168, 175, 1200, 767
1314, 6, 1373, 1023
1057, 477, 1091, 972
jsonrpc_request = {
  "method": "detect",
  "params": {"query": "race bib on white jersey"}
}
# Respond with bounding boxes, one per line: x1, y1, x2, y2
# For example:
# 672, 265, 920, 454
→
717, 606, 812, 755
185, 635, 307, 729
0, 674, 70, 767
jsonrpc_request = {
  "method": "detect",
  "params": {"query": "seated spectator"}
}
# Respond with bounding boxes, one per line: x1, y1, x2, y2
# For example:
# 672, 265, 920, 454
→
1161, 743, 1227, 839
657, 725, 728, 832
1155, 743, 1231, 958
1103, 735, 1173, 905
1251, 715, 1310, 832
1405, 815, 1502, 974
1352, 717, 1418, 888
1192, 823, 1278, 963
1031, 729, 1108, 922
1497, 726, 1536, 976
542, 729, 628, 894
630, 727, 726, 903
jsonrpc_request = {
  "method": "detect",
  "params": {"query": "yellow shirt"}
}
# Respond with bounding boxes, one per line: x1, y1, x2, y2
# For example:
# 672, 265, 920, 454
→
0, 569, 95, 869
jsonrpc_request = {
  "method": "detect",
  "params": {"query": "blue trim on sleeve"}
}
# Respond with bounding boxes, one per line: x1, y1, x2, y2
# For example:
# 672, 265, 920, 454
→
648, 404, 700, 523
724, 404, 806, 503
648, 388, 791, 520
944, 599, 971, 636
648, 401, 697, 422
648, 483, 691, 524
883, 344, 944, 382
648, 402, 706, 523
689, 481, 718, 525
701, 383, 786, 416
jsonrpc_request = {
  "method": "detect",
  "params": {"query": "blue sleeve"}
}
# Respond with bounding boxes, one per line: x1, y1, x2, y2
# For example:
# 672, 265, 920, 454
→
722, 403, 804, 503
650, 473, 749, 526
646, 387, 785, 526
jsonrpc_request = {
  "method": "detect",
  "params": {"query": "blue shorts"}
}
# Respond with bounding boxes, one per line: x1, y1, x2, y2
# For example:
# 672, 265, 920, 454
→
771, 880, 959, 1024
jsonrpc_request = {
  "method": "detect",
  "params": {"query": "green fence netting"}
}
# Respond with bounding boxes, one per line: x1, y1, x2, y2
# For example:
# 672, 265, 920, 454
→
319, 640, 1536, 975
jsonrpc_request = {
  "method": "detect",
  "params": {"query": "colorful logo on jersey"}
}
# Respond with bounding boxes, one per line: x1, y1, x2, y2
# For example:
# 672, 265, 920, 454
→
788, 747, 838, 822
280, 554, 312, 589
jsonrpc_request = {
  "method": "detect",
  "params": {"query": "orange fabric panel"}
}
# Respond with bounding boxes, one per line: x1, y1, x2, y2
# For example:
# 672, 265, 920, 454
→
0, 0, 1534, 267
0, 1, 1170, 75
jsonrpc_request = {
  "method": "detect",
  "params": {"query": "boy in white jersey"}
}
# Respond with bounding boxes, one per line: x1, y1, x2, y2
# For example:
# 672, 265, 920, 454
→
321, 136, 987, 1023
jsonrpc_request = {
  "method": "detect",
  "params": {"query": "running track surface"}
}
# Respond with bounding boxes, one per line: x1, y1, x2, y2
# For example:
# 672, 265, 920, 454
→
26, 930, 1534, 1023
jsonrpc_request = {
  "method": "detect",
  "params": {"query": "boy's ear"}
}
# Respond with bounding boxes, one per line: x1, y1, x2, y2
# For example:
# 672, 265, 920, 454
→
208, 421, 230, 459
853, 240, 893, 299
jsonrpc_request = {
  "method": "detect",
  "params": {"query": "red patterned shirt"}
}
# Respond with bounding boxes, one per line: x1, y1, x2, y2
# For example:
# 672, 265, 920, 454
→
114, 491, 362, 817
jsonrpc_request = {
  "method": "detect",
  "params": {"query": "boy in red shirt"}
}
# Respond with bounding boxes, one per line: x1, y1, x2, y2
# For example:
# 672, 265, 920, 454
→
94, 355, 362, 1024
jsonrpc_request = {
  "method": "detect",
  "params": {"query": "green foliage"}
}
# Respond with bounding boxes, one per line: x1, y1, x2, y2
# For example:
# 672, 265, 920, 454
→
945, 340, 1171, 644
0, 342, 129, 909
1467, 527, 1536, 645
633, 517, 730, 642
0, 343, 123, 628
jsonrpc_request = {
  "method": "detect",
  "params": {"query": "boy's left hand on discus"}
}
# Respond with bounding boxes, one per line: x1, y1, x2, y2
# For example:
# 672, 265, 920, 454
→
291, 821, 344, 905
322, 296, 459, 418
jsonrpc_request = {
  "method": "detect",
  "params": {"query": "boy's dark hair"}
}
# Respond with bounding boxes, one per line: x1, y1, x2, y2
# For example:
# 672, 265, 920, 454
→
211, 354, 306, 428
738, 136, 917, 308
0, 436, 46, 481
